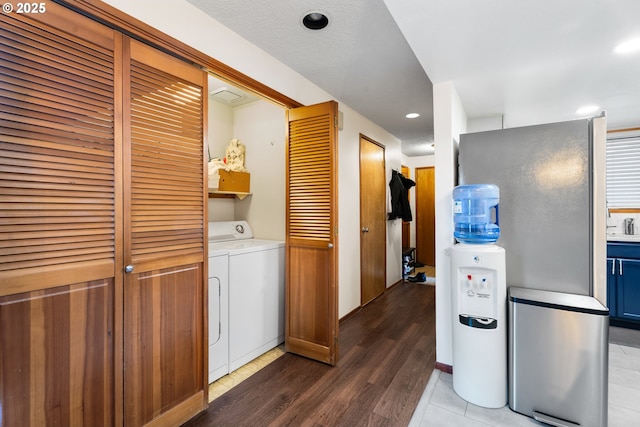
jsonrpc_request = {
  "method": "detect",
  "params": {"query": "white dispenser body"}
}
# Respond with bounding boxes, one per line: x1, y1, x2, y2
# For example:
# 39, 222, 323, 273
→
451, 243, 507, 408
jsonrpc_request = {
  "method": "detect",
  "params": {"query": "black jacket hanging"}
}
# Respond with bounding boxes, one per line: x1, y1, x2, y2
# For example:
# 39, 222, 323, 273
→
388, 170, 415, 221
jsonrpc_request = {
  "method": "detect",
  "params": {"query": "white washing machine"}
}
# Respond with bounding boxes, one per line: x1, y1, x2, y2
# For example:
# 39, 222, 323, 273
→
208, 221, 285, 377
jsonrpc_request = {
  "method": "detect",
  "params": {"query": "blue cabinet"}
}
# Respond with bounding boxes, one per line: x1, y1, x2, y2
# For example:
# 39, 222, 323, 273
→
617, 258, 640, 321
607, 242, 640, 323
607, 258, 617, 318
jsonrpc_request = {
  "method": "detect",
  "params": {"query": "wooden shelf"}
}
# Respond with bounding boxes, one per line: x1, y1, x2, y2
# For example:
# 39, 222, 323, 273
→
208, 171, 251, 200
208, 190, 252, 200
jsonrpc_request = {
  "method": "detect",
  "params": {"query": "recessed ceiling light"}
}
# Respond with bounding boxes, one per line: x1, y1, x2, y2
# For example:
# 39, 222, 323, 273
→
302, 12, 329, 30
405, 113, 420, 119
576, 105, 599, 115
614, 37, 640, 54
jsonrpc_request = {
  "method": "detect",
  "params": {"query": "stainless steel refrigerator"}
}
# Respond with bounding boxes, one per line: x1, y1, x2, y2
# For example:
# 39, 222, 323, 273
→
457, 116, 609, 427
458, 116, 607, 300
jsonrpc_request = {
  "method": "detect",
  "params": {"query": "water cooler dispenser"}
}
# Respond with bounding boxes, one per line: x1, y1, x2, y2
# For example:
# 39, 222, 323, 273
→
451, 184, 507, 408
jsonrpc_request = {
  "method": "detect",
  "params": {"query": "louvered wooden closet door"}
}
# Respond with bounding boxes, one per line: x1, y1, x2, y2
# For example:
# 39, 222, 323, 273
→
0, 4, 117, 426
123, 39, 207, 427
285, 101, 339, 365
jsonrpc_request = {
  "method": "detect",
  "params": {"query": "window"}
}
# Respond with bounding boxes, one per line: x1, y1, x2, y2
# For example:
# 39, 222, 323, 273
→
606, 132, 640, 209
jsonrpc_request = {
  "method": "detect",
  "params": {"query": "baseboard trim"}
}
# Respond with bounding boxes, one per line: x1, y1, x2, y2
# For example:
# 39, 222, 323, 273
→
339, 306, 361, 323
341, 280, 405, 322
435, 362, 452, 374
611, 319, 640, 330
388, 279, 403, 289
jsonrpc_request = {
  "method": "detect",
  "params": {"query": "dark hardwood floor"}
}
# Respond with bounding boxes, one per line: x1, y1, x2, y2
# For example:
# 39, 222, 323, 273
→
183, 281, 436, 427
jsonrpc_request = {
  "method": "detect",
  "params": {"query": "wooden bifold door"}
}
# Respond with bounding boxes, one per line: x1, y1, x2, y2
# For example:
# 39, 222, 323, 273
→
0, 4, 207, 427
123, 39, 207, 427
285, 101, 339, 366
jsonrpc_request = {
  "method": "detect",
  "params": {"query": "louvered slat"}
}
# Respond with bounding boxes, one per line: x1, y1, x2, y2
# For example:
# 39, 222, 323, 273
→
288, 114, 332, 241
0, 15, 114, 278
129, 61, 204, 262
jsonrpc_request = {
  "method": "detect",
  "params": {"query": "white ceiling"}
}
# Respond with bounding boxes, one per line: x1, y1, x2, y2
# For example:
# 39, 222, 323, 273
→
187, 0, 640, 156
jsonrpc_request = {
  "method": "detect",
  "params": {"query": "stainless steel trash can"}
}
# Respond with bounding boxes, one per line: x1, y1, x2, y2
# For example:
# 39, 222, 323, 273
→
508, 287, 609, 427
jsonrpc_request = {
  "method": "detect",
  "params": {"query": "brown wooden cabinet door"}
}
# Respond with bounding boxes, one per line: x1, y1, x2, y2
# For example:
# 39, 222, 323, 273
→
0, 4, 117, 425
285, 101, 339, 365
123, 39, 207, 427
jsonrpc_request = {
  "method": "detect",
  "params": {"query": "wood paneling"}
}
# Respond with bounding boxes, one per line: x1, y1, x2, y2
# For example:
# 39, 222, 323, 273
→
124, 264, 204, 426
287, 247, 331, 356
286, 101, 338, 365
0, 280, 114, 426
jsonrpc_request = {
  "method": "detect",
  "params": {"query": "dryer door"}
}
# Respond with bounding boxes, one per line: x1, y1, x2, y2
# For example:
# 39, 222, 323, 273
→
208, 254, 229, 383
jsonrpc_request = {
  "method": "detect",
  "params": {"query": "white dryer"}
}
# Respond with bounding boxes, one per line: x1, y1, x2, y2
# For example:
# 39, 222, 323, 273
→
207, 247, 229, 383
208, 221, 285, 377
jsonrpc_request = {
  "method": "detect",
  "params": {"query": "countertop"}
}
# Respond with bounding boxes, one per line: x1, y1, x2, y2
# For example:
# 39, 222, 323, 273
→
607, 233, 640, 243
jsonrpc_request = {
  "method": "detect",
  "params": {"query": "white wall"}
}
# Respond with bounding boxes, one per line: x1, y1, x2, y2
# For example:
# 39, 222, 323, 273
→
207, 97, 285, 237
207, 98, 235, 222
103, 0, 404, 318
232, 101, 286, 241
433, 81, 467, 367
467, 115, 503, 133
337, 104, 403, 316
208, 99, 234, 160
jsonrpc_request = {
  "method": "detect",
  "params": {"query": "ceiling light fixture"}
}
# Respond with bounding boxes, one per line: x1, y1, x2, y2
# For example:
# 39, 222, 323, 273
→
614, 37, 640, 54
210, 87, 244, 103
575, 105, 599, 115
302, 12, 329, 30
405, 113, 420, 119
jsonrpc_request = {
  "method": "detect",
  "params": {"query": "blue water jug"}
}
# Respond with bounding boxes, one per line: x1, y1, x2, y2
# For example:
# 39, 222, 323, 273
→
453, 184, 500, 244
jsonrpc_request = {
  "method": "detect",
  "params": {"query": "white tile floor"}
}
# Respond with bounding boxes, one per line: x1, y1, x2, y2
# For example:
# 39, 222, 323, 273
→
208, 345, 285, 402
409, 343, 640, 427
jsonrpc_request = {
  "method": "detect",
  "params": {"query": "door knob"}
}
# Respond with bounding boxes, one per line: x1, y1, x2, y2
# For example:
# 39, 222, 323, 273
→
124, 264, 134, 273
362, 227, 369, 233
328, 243, 334, 248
